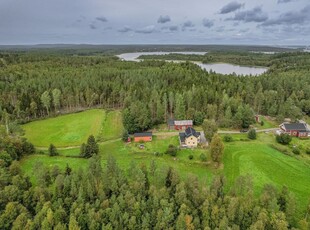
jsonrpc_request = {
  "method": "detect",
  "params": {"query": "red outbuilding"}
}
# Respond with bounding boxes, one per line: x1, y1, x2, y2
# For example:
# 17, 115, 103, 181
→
168, 120, 193, 130
133, 132, 153, 142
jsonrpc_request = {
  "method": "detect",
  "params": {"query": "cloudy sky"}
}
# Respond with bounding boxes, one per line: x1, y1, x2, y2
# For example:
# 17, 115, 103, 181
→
0, 0, 310, 45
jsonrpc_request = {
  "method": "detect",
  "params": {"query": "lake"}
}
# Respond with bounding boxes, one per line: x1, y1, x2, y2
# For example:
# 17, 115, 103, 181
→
195, 62, 267, 76
117, 52, 268, 76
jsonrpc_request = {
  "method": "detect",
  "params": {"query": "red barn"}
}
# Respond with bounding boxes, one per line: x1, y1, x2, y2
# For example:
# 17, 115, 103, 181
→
168, 120, 193, 130
134, 132, 153, 142
279, 123, 310, 138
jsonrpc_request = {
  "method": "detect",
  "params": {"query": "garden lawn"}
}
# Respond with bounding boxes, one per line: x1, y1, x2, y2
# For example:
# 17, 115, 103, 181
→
224, 138, 310, 215
22, 109, 105, 147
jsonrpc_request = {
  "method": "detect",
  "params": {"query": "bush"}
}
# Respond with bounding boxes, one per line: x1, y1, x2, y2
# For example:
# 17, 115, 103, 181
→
188, 154, 194, 160
200, 153, 207, 162
260, 120, 264, 126
276, 133, 292, 145
48, 144, 58, 157
248, 129, 257, 140
122, 130, 129, 142
292, 147, 300, 155
166, 144, 177, 157
269, 144, 291, 155
223, 135, 233, 142
306, 148, 310, 155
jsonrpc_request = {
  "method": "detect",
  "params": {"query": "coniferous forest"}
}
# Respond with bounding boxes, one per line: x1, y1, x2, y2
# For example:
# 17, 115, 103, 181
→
0, 50, 310, 132
0, 47, 310, 229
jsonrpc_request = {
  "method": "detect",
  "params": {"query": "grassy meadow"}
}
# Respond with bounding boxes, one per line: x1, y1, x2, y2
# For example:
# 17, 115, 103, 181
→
98, 110, 124, 141
22, 109, 105, 147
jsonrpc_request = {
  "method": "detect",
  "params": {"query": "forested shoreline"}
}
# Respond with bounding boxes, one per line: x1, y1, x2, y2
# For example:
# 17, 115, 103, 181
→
0, 51, 310, 133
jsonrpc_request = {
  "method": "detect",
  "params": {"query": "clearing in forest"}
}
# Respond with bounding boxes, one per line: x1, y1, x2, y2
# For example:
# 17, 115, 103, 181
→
22, 109, 105, 147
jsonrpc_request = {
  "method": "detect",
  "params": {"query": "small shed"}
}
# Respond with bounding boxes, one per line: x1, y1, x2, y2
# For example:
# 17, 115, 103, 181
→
134, 132, 153, 142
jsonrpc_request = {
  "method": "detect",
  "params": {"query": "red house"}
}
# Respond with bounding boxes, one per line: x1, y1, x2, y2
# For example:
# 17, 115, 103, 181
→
279, 123, 310, 138
133, 132, 153, 142
168, 120, 193, 130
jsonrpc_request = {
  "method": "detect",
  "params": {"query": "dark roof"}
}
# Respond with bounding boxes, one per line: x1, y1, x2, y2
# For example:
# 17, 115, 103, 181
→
134, 132, 152, 137
184, 127, 200, 138
168, 119, 175, 126
283, 123, 308, 131
179, 133, 186, 143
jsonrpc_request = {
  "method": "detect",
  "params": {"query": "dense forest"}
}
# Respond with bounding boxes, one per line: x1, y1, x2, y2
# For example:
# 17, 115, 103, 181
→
0, 134, 310, 229
0, 50, 310, 133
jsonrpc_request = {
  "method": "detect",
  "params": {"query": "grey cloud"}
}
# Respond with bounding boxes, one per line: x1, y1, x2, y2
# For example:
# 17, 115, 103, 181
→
215, 26, 225, 32
239, 28, 250, 33
262, 5, 310, 26
277, 0, 294, 3
135, 25, 156, 34
229, 6, 268, 22
220, 1, 244, 14
169, 26, 178, 31
161, 25, 179, 32
182, 20, 195, 30
118, 26, 132, 33
157, 15, 171, 24
96, 16, 108, 23
89, 24, 97, 30
202, 18, 214, 28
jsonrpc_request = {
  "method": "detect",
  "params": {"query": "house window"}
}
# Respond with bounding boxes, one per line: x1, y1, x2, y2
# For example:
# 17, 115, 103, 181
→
193, 142, 195, 145
191, 137, 193, 140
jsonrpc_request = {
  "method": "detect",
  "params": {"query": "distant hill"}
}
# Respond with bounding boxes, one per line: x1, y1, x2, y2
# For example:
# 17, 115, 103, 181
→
0, 44, 299, 55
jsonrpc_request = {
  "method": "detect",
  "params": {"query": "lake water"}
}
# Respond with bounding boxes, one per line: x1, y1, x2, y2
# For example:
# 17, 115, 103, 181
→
117, 52, 268, 76
195, 62, 267, 76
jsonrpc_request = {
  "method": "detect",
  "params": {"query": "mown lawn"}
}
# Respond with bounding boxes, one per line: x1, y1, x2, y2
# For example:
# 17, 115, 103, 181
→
223, 134, 310, 215
22, 109, 105, 147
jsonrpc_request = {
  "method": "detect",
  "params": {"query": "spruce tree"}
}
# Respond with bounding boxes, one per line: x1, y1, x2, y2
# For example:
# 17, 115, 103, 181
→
84, 135, 99, 158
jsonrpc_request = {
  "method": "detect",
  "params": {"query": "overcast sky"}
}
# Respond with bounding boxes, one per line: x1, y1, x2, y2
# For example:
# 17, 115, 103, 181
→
0, 0, 309, 45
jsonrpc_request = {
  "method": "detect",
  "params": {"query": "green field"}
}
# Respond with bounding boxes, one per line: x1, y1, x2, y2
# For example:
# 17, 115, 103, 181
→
20, 111, 310, 214
22, 109, 105, 147
224, 139, 310, 211
98, 110, 124, 141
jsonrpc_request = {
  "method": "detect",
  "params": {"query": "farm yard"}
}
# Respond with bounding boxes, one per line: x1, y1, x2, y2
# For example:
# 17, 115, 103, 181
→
20, 109, 310, 215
